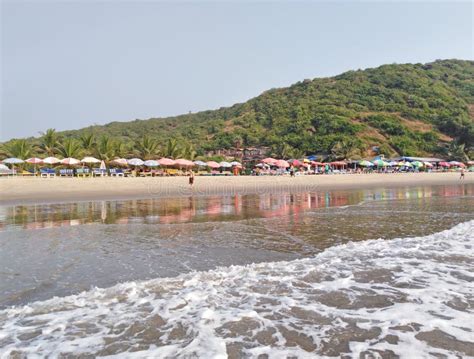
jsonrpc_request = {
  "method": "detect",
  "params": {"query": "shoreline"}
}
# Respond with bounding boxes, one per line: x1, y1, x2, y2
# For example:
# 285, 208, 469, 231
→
0, 172, 472, 206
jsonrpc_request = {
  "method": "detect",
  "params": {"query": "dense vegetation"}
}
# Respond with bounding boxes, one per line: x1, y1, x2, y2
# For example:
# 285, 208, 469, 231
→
2, 59, 473, 161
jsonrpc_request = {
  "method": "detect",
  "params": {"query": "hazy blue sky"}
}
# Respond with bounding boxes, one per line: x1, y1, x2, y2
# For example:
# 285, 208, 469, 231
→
1, 1, 472, 141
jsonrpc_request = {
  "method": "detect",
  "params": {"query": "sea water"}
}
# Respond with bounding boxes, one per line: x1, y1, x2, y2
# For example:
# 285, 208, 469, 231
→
0, 185, 473, 358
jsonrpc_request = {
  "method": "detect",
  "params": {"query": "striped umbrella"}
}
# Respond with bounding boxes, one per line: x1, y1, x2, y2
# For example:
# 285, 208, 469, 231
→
61, 157, 80, 165
127, 158, 144, 166
207, 161, 220, 169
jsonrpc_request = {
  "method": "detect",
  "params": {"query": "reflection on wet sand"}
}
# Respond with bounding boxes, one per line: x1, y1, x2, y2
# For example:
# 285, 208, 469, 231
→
0, 184, 472, 231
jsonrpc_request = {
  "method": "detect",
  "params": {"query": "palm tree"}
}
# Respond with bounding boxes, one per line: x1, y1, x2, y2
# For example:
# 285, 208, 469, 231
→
79, 133, 96, 156
39, 128, 60, 156
135, 135, 159, 159
114, 140, 128, 158
58, 138, 82, 158
95, 135, 115, 161
163, 138, 180, 159
181, 142, 196, 160
447, 141, 468, 162
1, 139, 33, 159
271, 142, 292, 159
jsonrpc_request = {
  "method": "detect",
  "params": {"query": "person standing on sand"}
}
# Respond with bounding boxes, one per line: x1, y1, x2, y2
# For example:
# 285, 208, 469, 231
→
460, 168, 465, 180
189, 170, 195, 186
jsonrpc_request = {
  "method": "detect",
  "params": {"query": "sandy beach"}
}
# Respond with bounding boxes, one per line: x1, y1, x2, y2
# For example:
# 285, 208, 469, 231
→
0, 172, 471, 205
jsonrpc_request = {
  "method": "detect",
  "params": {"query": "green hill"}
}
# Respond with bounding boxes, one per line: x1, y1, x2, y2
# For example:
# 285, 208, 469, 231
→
3, 59, 474, 161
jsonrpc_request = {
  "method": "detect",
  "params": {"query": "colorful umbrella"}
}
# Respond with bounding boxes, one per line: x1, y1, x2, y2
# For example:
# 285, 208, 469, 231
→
144, 160, 159, 167
61, 157, 80, 165
175, 159, 194, 167
358, 160, 373, 167
290, 159, 302, 166
3, 158, 25, 164
193, 160, 207, 166
81, 156, 101, 164
26, 157, 43, 164
276, 159, 290, 168
219, 161, 232, 168
449, 161, 465, 167
207, 161, 220, 169
42, 157, 61, 165
262, 157, 277, 164
111, 158, 128, 166
438, 162, 451, 167
423, 162, 434, 168
127, 158, 144, 166
411, 161, 423, 167
159, 158, 176, 166
372, 159, 389, 167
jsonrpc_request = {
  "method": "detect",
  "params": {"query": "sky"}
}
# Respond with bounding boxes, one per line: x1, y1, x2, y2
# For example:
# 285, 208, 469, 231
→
1, 1, 473, 141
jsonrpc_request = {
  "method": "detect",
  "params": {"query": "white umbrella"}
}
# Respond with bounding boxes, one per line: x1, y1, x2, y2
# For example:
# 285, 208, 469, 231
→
81, 156, 101, 164
219, 161, 232, 168
100, 160, 106, 170
42, 157, 61, 165
111, 158, 128, 166
61, 157, 80, 165
194, 160, 207, 166
230, 161, 242, 167
0, 164, 11, 173
144, 160, 159, 167
127, 158, 144, 166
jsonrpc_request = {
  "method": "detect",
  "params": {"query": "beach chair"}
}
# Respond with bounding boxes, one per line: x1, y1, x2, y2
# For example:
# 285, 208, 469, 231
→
59, 169, 74, 177
93, 168, 107, 177
110, 168, 125, 177
76, 168, 91, 177
20, 170, 34, 177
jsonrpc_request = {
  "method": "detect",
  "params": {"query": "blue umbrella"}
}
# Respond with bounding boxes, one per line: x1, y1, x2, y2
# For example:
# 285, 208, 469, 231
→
127, 158, 144, 166
2, 158, 24, 164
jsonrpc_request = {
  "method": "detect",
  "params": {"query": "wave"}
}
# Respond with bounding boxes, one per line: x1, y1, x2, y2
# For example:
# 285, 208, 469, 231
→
1, 221, 473, 358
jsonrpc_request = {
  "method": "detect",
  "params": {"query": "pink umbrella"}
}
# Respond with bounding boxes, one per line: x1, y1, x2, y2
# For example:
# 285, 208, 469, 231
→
26, 157, 43, 164
439, 162, 451, 167
61, 157, 80, 165
207, 161, 220, 169
275, 159, 289, 168
159, 158, 176, 166
262, 157, 277, 164
175, 159, 194, 167
290, 159, 302, 167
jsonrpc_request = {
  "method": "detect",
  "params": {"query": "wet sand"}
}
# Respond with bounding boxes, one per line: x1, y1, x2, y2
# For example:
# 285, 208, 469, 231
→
0, 172, 471, 205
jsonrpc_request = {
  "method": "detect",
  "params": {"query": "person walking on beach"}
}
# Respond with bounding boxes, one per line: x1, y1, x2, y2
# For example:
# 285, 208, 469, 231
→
460, 168, 465, 180
189, 170, 195, 186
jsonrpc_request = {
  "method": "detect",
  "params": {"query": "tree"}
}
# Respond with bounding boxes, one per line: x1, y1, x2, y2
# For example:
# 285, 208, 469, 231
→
163, 138, 180, 159
39, 128, 59, 156
447, 141, 469, 162
95, 135, 115, 161
114, 140, 128, 158
80, 133, 96, 155
135, 135, 159, 159
1, 139, 33, 159
58, 138, 82, 158
181, 142, 197, 160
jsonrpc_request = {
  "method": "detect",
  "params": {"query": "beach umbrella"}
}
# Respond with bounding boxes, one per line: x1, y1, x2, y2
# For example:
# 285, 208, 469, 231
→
42, 157, 61, 165
311, 161, 324, 166
144, 160, 160, 167
26, 157, 42, 164
3, 157, 25, 164
100, 160, 106, 170
290, 159, 302, 167
81, 156, 101, 164
331, 161, 347, 167
207, 161, 220, 169
424, 162, 434, 168
175, 159, 194, 167
111, 158, 128, 166
467, 161, 474, 166
194, 160, 207, 167
0, 164, 10, 172
412, 161, 424, 167
358, 160, 373, 167
403, 161, 413, 167
230, 161, 242, 167
127, 158, 144, 166
449, 161, 465, 167
262, 157, 277, 164
372, 159, 388, 167
275, 159, 290, 168
439, 161, 451, 167
303, 159, 311, 163
158, 158, 176, 166
61, 157, 80, 165
388, 161, 399, 166
219, 161, 232, 168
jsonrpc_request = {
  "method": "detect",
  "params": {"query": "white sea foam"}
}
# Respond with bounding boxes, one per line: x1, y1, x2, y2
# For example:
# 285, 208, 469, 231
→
0, 221, 473, 358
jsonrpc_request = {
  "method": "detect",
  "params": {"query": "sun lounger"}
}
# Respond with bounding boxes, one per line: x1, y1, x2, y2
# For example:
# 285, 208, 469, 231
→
40, 168, 56, 178
92, 168, 107, 177
59, 169, 74, 177
76, 168, 90, 177
109, 168, 124, 177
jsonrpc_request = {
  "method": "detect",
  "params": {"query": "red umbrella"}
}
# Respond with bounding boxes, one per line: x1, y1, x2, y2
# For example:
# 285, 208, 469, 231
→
439, 162, 451, 167
207, 161, 220, 169
275, 159, 290, 168
290, 159, 302, 166
262, 157, 277, 164
159, 158, 176, 166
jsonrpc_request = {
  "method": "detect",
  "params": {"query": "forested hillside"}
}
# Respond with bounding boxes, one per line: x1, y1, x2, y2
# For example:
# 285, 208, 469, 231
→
2, 59, 473, 161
